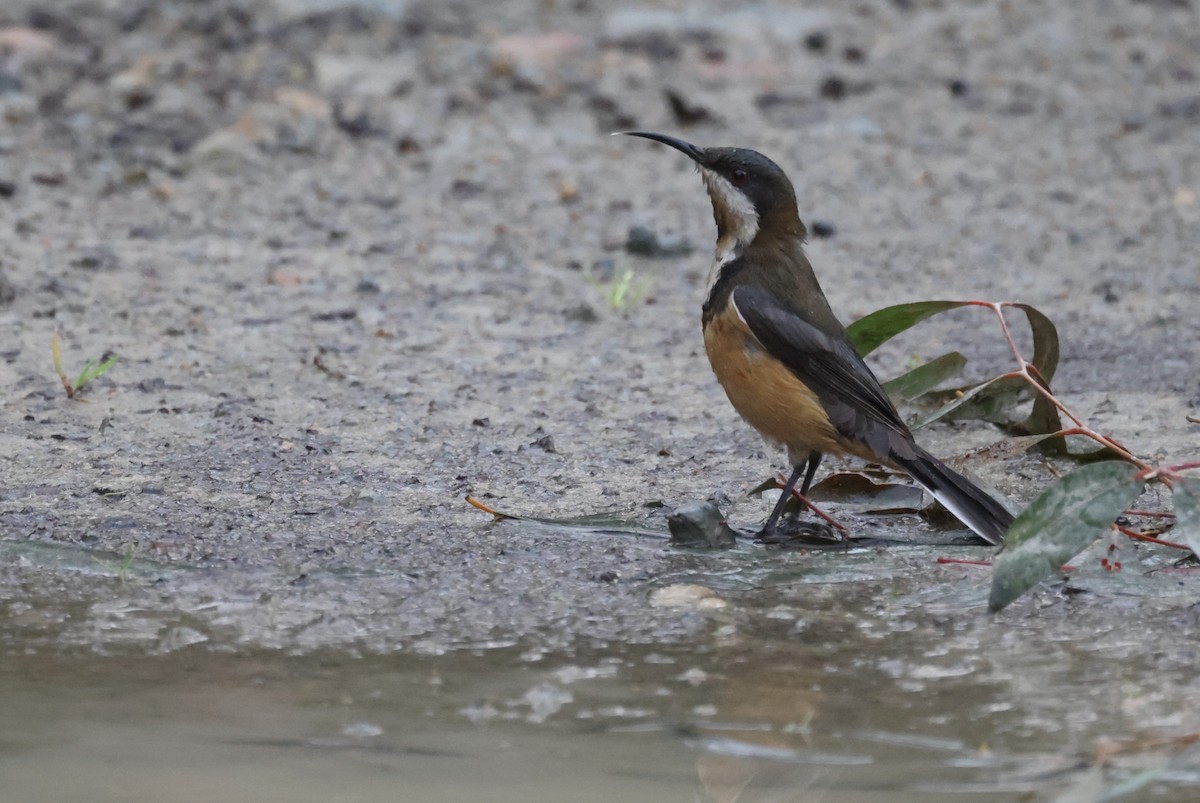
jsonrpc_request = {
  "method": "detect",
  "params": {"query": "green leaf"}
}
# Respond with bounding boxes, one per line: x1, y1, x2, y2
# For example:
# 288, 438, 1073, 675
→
1172, 478, 1200, 559
883, 351, 967, 401
846, 300, 1066, 439
845, 300, 971, 356
911, 375, 1027, 430
807, 471, 927, 513
989, 462, 1144, 612
1009, 304, 1064, 450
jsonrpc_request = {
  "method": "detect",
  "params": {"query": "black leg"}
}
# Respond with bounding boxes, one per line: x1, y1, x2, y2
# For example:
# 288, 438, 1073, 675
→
800, 451, 823, 496
761, 451, 822, 536
761, 463, 805, 537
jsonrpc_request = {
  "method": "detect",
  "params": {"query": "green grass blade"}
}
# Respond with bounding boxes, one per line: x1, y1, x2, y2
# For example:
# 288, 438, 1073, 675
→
74, 354, 119, 391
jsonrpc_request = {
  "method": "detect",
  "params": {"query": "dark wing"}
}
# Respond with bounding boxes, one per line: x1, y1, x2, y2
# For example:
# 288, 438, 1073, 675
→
732, 284, 913, 458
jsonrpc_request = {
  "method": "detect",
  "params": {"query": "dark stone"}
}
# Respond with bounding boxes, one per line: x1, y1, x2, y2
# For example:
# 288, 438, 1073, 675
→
819, 75, 847, 100
668, 501, 737, 549
625, 225, 693, 258
530, 434, 557, 453
0, 271, 15, 305
563, 303, 599, 323
71, 246, 119, 271
803, 31, 828, 53
810, 220, 837, 238
664, 89, 714, 125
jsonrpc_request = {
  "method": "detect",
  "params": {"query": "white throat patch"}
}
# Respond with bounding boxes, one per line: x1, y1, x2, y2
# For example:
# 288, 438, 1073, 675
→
699, 167, 759, 294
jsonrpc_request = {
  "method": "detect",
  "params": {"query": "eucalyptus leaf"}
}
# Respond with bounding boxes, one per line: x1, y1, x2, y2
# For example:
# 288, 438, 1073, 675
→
883, 351, 967, 401
1010, 303, 1064, 451
845, 300, 970, 356
747, 477, 783, 497
807, 471, 927, 513
1171, 478, 1200, 559
846, 300, 1067, 437
989, 462, 1144, 612
912, 375, 1027, 430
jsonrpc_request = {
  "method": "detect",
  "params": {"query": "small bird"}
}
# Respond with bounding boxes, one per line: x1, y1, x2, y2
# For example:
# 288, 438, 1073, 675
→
623, 132, 1013, 544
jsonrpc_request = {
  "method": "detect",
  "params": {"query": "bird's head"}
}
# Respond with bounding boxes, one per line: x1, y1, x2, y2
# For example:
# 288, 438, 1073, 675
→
621, 132, 805, 260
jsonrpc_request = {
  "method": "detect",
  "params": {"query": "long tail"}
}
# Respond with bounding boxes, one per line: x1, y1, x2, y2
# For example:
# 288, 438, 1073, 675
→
892, 446, 1014, 545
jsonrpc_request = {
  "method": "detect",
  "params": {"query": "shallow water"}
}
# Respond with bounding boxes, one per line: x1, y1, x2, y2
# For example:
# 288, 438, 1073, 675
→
5, 537, 1200, 802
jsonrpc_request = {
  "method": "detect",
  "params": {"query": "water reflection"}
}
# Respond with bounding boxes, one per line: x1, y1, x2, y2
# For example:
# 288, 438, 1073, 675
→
3, 541, 1200, 800
1, 625, 1198, 802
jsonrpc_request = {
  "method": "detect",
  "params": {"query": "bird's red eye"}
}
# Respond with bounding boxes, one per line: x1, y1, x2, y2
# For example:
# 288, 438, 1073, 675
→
731, 169, 748, 186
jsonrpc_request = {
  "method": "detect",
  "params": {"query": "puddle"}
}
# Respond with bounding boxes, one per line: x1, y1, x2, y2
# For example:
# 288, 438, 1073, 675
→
3, 531, 1200, 801
5, 576, 1200, 802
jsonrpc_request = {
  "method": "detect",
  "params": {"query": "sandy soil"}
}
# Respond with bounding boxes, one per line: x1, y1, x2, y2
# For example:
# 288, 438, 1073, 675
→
1, 0, 1198, 653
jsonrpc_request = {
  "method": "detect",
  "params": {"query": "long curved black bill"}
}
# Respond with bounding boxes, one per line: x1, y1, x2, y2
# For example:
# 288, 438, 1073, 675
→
618, 131, 706, 162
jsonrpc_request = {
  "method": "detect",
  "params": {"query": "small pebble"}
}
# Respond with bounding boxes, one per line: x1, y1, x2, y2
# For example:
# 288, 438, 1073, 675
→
649, 584, 728, 610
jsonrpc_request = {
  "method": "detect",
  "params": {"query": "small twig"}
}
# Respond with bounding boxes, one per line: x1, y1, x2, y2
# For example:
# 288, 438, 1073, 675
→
312, 354, 346, 380
1050, 426, 1143, 466
965, 303, 1152, 471
936, 557, 992, 567
1027, 396, 1147, 469
967, 301, 1024, 365
465, 495, 516, 520
1115, 524, 1189, 551
1123, 509, 1175, 519
939, 557, 1083, 572
1096, 731, 1200, 765
51, 328, 76, 398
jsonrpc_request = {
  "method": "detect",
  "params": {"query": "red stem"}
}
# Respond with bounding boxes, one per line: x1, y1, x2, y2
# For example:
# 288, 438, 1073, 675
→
1123, 509, 1175, 519
1116, 524, 1189, 551
936, 557, 992, 567
966, 303, 1153, 471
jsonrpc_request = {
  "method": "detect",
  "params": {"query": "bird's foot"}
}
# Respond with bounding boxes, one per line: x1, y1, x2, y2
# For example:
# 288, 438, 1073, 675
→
757, 516, 848, 549
773, 475, 850, 535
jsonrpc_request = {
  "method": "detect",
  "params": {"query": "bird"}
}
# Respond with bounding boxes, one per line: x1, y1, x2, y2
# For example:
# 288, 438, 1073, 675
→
622, 131, 1014, 545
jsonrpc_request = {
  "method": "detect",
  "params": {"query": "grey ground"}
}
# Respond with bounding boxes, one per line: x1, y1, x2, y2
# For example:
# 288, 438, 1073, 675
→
1, 0, 1198, 655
